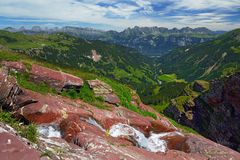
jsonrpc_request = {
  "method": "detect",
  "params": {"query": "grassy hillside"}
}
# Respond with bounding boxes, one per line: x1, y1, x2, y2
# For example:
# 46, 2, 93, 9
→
0, 30, 158, 101
158, 28, 240, 81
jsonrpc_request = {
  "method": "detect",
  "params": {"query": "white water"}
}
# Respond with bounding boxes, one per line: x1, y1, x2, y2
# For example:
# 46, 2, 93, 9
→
38, 125, 61, 138
86, 117, 106, 132
109, 123, 175, 153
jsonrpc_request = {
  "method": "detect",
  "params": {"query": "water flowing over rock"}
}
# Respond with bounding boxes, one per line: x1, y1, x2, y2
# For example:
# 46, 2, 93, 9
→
0, 67, 240, 159
109, 123, 168, 153
38, 125, 61, 138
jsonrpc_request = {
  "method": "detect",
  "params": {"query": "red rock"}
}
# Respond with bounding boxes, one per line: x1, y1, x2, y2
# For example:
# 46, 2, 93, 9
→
0, 70, 22, 111
159, 132, 189, 152
1, 61, 25, 72
186, 134, 240, 160
31, 64, 83, 92
88, 79, 120, 105
0, 130, 40, 160
150, 119, 177, 133
16, 90, 91, 124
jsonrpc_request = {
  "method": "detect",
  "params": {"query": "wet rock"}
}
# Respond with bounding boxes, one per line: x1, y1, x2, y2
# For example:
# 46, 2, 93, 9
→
31, 64, 83, 92
158, 132, 189, 152
88, 79, 120, 105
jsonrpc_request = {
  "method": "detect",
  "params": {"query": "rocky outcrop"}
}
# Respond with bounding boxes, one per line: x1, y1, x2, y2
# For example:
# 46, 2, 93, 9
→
88, 79, 120, 105
1, 61, 26, 72
0, 69, 23, 111
1, 69, 240, 159
165, 72, 240, 152
91, 49, 101, 62
31, 64, 84, 92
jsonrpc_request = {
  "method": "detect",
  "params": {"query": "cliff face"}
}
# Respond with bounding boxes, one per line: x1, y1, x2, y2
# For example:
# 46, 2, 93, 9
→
165, 72, 240, 151
1, 62, 240, 160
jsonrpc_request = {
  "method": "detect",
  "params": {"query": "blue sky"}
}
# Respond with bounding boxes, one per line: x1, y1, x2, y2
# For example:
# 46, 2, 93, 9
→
0, 0, 239, 31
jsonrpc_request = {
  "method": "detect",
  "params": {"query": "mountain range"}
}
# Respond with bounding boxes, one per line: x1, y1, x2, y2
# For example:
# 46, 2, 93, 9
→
4, 26, 223, 56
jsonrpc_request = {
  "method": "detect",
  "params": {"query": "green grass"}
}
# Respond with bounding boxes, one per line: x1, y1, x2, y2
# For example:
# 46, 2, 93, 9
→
167, 117, 199, 134
0, 46, 156, 118
14, 72, 57, 95
158, 74, 177, 82
152, 102, 169, 113
101, 78, 157, 119
61, 84, 110, 110
173, 96, 191, 113
0, 111, 38, 143
158, 74, 186, 83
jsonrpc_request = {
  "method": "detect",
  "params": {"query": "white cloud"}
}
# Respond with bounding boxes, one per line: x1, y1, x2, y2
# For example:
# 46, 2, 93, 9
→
173, 0, 240, 10
0, 0, 239, 30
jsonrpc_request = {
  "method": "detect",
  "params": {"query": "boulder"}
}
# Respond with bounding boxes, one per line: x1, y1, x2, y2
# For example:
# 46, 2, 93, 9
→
16, 90, 92, 124
159, 132, 189, 152
186, 134, 240, 160
88, 79, 120, 105
0, 70, 22, 111
0, 123, 40, 160
31, 64, 83, 92
1, 61, 26, 72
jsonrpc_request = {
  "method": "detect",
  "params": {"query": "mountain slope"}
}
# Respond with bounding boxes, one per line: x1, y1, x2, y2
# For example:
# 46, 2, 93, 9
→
5, 26, 218, 56
0, 30, 156, 101
164, 72, 240, 152
158, 28, 240, 81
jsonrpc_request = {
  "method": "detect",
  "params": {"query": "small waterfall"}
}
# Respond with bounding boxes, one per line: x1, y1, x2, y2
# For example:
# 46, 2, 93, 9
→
109, 123, 171, 153
85, 117, 106, 132
38, 125, 61, 138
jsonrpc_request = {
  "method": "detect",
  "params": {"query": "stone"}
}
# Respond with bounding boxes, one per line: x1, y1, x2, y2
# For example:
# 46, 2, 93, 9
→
91, 50, 102, 62
1, 61, 26, 72
159, 132, 189, 152
0, 123, 40, 160
186, 134, 240, 160
31, 64, 83, 92
0, 70, 22, 111
88, 79, 120, 105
